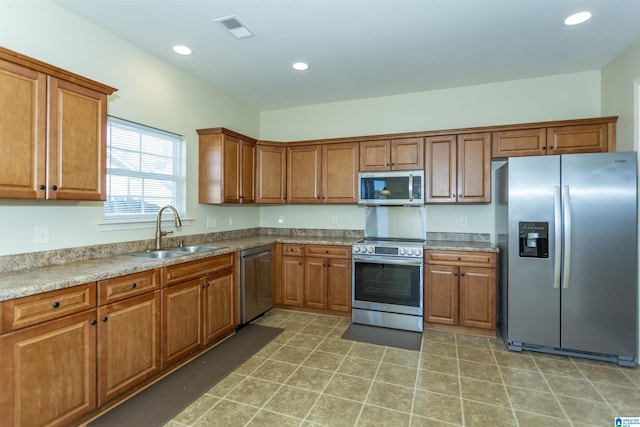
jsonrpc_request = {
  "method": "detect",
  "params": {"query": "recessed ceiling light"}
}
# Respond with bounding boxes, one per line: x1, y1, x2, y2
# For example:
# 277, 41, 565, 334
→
564, 11, 592, 26
173, 45, 192, 55
292, 62, 309, 71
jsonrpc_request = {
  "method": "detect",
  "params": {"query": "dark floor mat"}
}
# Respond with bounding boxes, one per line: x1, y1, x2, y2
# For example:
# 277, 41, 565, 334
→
89, 324, 282, 427
341, 323, 422, 351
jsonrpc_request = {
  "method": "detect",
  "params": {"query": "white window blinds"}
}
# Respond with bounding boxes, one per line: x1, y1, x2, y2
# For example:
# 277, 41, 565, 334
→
105, 116, 186, 221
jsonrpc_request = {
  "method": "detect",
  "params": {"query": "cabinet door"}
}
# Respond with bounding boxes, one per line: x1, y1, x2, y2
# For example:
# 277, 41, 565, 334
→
304, 257, 327, 309
223, 135, 241, 203
425, 135, 457, 203
359, 140, 390, 171
97, 291, 160, 406
458, 267, 496, 330
287, 145, 321, 203
327, 258, 352, 312
457, 133, 491, 203
241, 140, 255, 203
203, 270, 235, 344
0, 311, 97, 427
492, 128, 546, 158
322, 142, 359, 203
0, 58, 47, 199
391, 137, 424, 170
47, 77, 107, 201
161, 278, 204, 368
424, 264, 458, 325
256, 144, 286, 203
547, 123, 608, 155
281, 256, 304, 306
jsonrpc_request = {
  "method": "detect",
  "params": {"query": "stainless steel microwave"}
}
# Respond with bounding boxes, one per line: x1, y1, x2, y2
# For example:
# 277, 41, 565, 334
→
358, 170, 424, 206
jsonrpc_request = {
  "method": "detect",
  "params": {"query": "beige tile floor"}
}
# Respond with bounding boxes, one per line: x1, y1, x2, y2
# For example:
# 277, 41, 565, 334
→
166, 309, 639, 427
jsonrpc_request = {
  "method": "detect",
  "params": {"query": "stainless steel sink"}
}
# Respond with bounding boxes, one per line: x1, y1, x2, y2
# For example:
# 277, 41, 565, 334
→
172, 245, 224, 253
127, 250, 186, 259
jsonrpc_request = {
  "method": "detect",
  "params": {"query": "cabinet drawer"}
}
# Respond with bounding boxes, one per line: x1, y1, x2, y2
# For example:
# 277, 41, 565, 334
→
1, 283, 97, 333
282, 244, 304, 257
425, 250, 496, 268
98, 269, 161, 305
305, 245, 351, 259
163, 254, 234, 287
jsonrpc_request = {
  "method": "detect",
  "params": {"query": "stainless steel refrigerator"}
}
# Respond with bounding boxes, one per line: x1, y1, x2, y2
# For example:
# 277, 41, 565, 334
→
495, 152, 638, 366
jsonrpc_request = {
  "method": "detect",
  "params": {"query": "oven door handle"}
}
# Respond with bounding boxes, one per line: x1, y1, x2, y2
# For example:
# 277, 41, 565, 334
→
353, 255, 423, 266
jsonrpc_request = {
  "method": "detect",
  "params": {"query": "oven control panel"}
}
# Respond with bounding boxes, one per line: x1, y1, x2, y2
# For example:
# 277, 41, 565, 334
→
352, 244, 423, 258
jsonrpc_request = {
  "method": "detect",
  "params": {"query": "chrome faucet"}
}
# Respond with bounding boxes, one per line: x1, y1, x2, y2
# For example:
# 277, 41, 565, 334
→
155, 205, 182, 250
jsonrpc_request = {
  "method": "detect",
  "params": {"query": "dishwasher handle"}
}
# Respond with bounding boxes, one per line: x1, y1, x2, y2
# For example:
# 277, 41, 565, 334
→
240, 245, 273, 258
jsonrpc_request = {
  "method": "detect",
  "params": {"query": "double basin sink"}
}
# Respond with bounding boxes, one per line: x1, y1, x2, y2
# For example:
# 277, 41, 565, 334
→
127, 245, 225, 260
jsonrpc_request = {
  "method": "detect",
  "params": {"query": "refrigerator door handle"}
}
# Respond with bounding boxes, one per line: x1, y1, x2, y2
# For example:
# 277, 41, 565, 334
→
562, 185, 572, 288
553, 186, 562, 289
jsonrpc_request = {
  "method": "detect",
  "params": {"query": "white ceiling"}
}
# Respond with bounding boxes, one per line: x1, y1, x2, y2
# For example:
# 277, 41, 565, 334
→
52, 0, 640, 112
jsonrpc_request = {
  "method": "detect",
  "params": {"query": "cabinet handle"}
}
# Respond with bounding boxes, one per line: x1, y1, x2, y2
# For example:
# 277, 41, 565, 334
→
39, 184, 46, 190
206, 282, 210, 288
549, 146, 554, 149
386, 163, 389, 166
131, 283, 137, 288
541, 146, 546, 151
460, 273, 465, 277
325, 250, 329, 253
52, 301, 60, 308
299, 262, 303, 266
51, 185, 58, 190
391, 162, 395, 166
454, 272, 458, 276
101, 316, 108, 322
90, 320, 97, 326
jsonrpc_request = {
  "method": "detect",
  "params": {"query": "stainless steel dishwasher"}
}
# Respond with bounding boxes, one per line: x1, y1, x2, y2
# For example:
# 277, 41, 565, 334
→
240, 245, 273, 325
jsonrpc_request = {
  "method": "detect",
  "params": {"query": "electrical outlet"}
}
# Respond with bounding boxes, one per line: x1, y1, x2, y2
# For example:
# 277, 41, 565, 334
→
332, 215, 338, 225
206, 217, 217, 228
278, 216, 285, 224
35, 226, 50, 244
460, 217, 468, 228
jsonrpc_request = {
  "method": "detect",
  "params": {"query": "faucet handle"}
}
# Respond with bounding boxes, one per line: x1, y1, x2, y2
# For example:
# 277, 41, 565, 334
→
161, 230, 173, 237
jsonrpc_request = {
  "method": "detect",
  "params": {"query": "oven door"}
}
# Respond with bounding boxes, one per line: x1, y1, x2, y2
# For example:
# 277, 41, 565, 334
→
352, 255, 423, 316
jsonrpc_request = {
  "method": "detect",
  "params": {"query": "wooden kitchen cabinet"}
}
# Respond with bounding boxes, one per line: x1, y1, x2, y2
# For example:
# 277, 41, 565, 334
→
96, 269, 161, 406
198, 127, 256, 204
281, 244, 305, 306
359, 137, 424, 171
256, 143, 287, 203
303, 245, 352, 312
425, 133, 491, 203
161, 253, 235, 367
286, 143, 358, 203
492, 119, 616, 158
0, 47, 116, 201
0, 284, 98, 427
424, 250, 496, 331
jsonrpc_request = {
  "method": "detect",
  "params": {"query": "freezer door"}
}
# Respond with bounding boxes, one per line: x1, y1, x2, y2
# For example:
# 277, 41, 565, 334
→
560, 152, 637, 358
507, 156, 561, 347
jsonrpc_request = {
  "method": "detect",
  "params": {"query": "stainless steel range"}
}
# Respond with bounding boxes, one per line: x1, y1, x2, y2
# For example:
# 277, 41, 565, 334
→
352, 236, 425, 332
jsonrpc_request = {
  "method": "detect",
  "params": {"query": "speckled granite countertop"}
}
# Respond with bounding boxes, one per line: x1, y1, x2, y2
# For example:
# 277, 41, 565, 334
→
0, 234, 497, 302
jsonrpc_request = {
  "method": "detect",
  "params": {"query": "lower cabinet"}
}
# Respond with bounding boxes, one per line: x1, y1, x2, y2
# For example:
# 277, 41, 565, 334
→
424, 250, 497, 331
279, 244, 351, 313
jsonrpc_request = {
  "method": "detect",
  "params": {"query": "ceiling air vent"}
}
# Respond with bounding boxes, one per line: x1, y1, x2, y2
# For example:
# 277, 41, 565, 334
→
214, 15, 256, 39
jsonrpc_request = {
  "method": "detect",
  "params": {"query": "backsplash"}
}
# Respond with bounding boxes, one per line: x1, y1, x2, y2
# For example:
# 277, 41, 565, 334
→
426, 232, 490, 242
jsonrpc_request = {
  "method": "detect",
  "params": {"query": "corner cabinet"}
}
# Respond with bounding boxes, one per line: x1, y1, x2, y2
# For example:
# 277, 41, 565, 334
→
198, 128, 256, 204
256, 143, 287, 203
0, 47, 117, 200
424, 250, 497, 331
287, 143, 358, 204
425, 133, 491, 203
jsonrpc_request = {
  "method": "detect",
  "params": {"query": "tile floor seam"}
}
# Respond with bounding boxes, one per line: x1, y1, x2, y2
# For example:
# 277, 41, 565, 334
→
490, 339, 521, 427
454, 334, 466, 426
532, 354, 575, 426
351, 344, 387, 426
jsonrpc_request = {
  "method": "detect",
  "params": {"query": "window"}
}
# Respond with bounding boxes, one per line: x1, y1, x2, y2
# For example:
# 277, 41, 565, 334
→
105, 116, 186, 221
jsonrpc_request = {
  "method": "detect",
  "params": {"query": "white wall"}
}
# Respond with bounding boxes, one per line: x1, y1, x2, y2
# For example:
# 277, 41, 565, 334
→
259, 72, 603, 237
0, 0, 260, 255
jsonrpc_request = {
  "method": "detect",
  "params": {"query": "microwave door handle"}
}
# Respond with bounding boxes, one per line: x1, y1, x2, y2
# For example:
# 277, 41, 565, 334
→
408, 173, 413, 202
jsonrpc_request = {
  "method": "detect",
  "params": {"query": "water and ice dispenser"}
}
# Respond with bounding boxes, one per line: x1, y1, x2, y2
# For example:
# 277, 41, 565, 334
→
519, 222, 549, 258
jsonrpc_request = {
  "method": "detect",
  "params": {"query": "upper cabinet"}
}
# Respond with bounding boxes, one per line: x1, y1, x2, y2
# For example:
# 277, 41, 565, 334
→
492, 118, 616, 158
0, 47, 117, 200
256, 143, 287, 204
360, 137, 423, 171
425, 133, 491, 204
198, 128, 256, 204
287, 142, 359, 204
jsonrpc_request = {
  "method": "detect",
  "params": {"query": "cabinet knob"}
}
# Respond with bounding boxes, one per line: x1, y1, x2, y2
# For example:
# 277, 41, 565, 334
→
454, 272, 458, 276
541, 147, 546, 150
39, 184, 46, 190
131, 283, 137, 288
386, 163, 389, 166
52, 301, 60, 308
457, 257, 461, 261
299, 262, 303, 266
460, 273, 465, 277
101, 316, 108, 322
51, 185, 58, 190
549, 146, 554, 149
391, 162, 395, 166
90, 320, 97, 326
